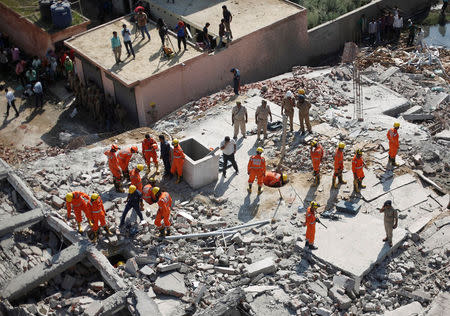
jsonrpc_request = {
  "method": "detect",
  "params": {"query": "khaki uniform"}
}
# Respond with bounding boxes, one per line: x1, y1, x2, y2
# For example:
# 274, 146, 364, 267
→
383, 206, 398, 244
255, 105, 271, 139
297, 99, 312, 132
281, 96, 295, 131
232, 105, 247, 138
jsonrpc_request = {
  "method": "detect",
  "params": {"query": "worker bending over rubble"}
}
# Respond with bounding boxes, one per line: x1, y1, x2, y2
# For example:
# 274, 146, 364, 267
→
387, 122, 400, 168
247, 147, 266, 194
119, 185, 145, 228
66, 191, 92, 233
310, 140, 324, 186
332, 142, 347, 189
88, 193, 112, 242
303, 201, 321, 250
153, 187, 172, 236
129, 164, 144, 193
352, 149, 366, 193
104, 144, 123, 192
142, 134, 159, 174
263, 171, 288, 187
142, 178, 157, 205
171, 139, 185, 184
117, 146, 139, 180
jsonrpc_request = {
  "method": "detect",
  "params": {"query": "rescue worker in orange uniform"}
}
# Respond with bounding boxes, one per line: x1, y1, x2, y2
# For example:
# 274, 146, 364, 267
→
263, 171, 288, 187
142, 134, 159, 174
170, 139, 185, 184
387, 122, 400, 167
303, 201, 320, 250
352, 149, 366, 193
310, 140, 324, 186
66, 191, 92, 233
247, 147, 266, 194
142, 178, 157, 205
104, 144, 123, 192
129, 164, 144, 193
332, 142, 347, 189
153, 187, 172, 236
88, 193, 112, 242
117, 146, 139, 180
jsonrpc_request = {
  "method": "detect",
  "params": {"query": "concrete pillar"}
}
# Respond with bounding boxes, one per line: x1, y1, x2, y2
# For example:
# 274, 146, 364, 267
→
7, 172, 41, 209
46, 215, 84, 244
88, 248, 127, 292
0, 241, 89, 301
0, 208, 46, 237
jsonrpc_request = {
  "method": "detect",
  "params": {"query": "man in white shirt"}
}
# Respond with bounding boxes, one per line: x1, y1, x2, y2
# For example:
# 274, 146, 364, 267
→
33, 81, 43, 108
122, 24, 135, 59
4, 88, 19, 118
220, 136, 238, 178
393, 14, 403, 41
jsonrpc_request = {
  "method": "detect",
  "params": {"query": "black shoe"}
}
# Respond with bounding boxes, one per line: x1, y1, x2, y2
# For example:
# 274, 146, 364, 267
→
382, 237, 388, 242
223, 173, 227, 178
15, 113, 19, 117
309, 244, 318, 250
388, 242, 393, 247
235, 170, 239, 175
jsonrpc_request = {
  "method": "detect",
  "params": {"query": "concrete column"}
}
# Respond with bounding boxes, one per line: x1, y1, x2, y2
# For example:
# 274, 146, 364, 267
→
0, 208, 46, 237
0, 241, 89, 301
88, 248, 127, 292
7, 172, 41, 209
46, 215, 84, 244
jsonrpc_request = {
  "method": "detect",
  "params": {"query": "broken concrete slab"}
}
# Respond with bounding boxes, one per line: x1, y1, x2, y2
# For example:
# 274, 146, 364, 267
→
197, 288, 245, 316
134, 289, 162, 316
335, 200, 361, 215
46, 215, 84, 244
415, 170, 446, 194
309, 280, 328, 298
426, 291, 450, 316
426, 92, 448, 110
214, 266, 239, 275
384, 301, 423, 316
361, 173, 416, 202
328, 286, 352, 310
421, 225, 450, 255
153, 271, 187, 298
0, 208, 46, 237
434, 129, 450, 141
379, 66, 400, 83
402, 105, 424, 115
86, 289, 129, 316
125, 258, 139, 276
402, 113, 435, 121
157, 262, 181, 272
376, 182, 429, 211
332, 275, 356, 292
7, 172, 41, 209
88, 248, 127, 291
246, 257, 276, 277
243, 285, 278, 293
407, 210, 440, 234
1, 241, 89, 300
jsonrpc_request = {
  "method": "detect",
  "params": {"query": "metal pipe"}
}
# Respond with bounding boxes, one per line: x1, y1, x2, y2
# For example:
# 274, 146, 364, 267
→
221, 219, 271, 231
165, 230, 238, 240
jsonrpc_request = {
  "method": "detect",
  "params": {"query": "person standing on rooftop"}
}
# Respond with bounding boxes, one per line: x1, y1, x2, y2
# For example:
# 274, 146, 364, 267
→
111, 31, 122, 64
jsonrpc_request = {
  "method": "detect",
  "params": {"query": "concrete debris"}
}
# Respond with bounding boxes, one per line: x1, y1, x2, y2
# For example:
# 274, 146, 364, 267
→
246, 257, 277, 277
153, 271, 187, 298
125, 257, 139, 276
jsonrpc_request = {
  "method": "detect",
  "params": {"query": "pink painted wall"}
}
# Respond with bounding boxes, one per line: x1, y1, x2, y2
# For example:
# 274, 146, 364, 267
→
74, 57, 84, 82
135, 10, 308, 126
101, 70, 116, 101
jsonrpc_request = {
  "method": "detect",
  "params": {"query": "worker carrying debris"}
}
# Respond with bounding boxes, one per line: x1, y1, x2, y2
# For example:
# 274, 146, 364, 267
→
66, 191, 92, 233
152, 187, 172, 236
281, 90, 295, 132
247, 147, 266, 194
142, 178, 157, 205
296, 89, 312, 134
263, 171, 288, 187
117, 146, 139, 180
119, 185, 145, 228
142, 134, 159, 174
352, 149, 366, 193
387, 122, 400, 168
171, 139, 185, 184
88, 193, 112, 242
332, 142, 347, 189
129, 164, 144, 192
255, 99, 272, 140
379, 200, 398, 247
303, 201, 321, 250
310, 140, 324, 186
104, 144, 124, 193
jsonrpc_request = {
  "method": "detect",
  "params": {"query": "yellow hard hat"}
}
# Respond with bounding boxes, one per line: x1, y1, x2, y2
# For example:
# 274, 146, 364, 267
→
129, 185, 136, 194
338, 142, 345, 149
394, 122, 400, 128
256, 147, 263, 153
66, 193, 73, 202
282, 174, 288, 182
172, 139, 179, 146
298, 89, 305, 95
310, 140, 317, 147
137, 164, 144, 171
356, 149, 363, 155
91, 193, 99, 201
152, 187, 160, 195
310, 201, 319, 208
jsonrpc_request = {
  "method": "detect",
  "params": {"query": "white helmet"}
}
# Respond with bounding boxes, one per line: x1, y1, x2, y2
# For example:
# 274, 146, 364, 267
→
286, 90, 293, 98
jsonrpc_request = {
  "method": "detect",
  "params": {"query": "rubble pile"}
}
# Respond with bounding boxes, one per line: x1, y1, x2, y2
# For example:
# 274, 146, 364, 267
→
0, 143, 66, 166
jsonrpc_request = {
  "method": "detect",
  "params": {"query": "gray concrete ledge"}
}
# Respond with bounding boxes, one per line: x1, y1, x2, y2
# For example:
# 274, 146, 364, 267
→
0, 208, 46, 237
7, 172, 42, 210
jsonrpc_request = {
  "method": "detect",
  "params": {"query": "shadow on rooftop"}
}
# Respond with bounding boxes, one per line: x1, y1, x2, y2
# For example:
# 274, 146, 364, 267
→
151, 0, 228, 17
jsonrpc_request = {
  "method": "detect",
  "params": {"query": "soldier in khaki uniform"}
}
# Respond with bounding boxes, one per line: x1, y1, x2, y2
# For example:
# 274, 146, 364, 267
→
380, 200, 398, 247
231, 101, 248, 140
297, 89, 312, 134
255, 100, 272, 140
281, 90, 295, 132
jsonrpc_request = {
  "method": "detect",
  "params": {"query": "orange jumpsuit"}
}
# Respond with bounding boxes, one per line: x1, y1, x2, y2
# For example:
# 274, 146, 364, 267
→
117, 148, 134, 172
155, 192, 172, 227
129, 168, 143, 192
305, 207, 316, 245
88, 197, 106, 232
171, 145, 185, 176
352, 155, 365, 180
66, 191, 91, 223
334, 149, 344, 176
310, 144, 324, 174
387, 128, 399, 159
248, 154, 266, 186
104, 149, 121, 180
263, 171, 282, 187
142, 184, 156, 205
142, 138, 158, 165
